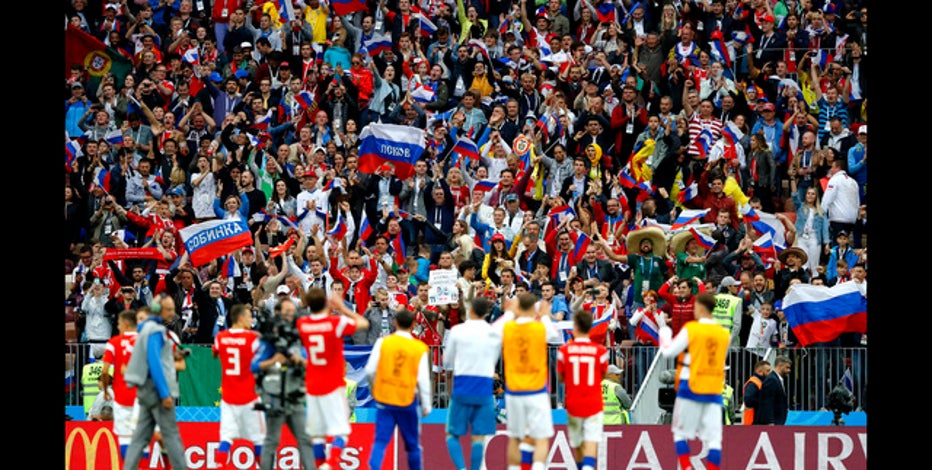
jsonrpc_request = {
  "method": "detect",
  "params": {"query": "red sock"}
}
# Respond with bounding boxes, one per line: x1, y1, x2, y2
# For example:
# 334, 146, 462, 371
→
678, 454, 693, 470
520, 464, 532, 470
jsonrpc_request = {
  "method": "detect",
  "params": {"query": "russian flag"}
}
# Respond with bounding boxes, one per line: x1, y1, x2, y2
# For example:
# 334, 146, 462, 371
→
358, 123, 426, 180
619, 168, 640, 189
113, 229, 137, 245
451, 136, 479, 163
390, 235, 406, 266
253, 110, 273, 131
572, 230, 592, 259
179, 218, 254, 266
65, 139, 83, 168
473, 179, 497, 192
636, 315, 660, 346
497, 57, 519, 70
695, 129, 715, 159
466, 39, 489, 60
739, 203, 761, 223
362, 33, 391, 56
548, 204, 576, 225
322, 177, 343, 193
597, 3, 617, 23
418, 13, 438, 37
359, 211, 374, 241
588, 306, 615, 341
781, 282, 867, 347
389, 208, 410, 220
104, 129, 124, 146
181, 47, 200, 65
326, 213, 348, 241
678, 182, 700, 203
722, 120, 744, 145
842, 367, 854, 394
91, 168, 111, 193
410, 82, 436, 103
330, 0, 368, 16
709, 30, 731, 68
671, 208, 709, 229
296, 90, 315, 109
274, 0, 294, 23
222, 255, 239, 278
688, 226, 717, 249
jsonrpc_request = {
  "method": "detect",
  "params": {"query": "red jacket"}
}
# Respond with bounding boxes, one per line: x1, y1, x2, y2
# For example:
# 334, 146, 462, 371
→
657, 280, 707, 336
329, 256, 378, 313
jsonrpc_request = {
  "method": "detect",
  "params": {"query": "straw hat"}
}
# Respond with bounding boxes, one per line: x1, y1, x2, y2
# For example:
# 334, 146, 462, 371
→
671, 229, 707, 255
777, 246, 808, 265
625, 226, 667, 257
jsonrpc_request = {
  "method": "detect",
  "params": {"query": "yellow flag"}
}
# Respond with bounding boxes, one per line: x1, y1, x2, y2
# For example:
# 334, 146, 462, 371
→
724, 176, 750, 212
262, 2, 285, 29
630, 138, 655, 183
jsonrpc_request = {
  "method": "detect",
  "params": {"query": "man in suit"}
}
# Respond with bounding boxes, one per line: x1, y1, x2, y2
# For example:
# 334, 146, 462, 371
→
189, 279, 235, 344
516, 235, 551, 282
574, 244, 615, 290
755, 355, 791, 425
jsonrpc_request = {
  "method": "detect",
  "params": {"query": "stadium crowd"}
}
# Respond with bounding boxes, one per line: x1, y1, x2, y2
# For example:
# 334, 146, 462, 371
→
65, 0, 868, 411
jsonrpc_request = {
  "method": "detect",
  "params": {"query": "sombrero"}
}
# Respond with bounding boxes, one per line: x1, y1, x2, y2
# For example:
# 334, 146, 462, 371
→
625, 226, 666, 257
777, 246, 808, 265
671, 229, 707, 255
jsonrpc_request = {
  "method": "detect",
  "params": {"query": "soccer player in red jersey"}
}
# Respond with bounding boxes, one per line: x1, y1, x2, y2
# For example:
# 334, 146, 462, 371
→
556, 310, 609, 470
212, 304, 264, 468
296, 287, 370, 470
100, 310, 140, 461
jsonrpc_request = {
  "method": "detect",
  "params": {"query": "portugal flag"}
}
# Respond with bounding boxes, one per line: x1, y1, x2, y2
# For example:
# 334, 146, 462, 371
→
65, 25, 133, 90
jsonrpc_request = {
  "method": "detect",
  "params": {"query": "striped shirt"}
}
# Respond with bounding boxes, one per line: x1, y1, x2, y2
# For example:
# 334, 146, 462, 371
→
688, 112, 723, 158
816, 97, 848, 140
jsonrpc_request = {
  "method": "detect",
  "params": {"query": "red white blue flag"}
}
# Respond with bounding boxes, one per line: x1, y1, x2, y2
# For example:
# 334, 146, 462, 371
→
179, 218, 254, 266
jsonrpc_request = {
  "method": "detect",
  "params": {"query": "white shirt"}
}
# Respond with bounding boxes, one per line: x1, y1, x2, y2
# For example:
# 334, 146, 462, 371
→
821, 170, 860, 223
295, 187, 331, 237
443, 318, 502, 379
746, 312, 778, 350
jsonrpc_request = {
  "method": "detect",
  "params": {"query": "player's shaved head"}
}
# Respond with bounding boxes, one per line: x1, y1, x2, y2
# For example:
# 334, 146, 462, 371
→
517, 292, 538, 311
395, 308, 415, 329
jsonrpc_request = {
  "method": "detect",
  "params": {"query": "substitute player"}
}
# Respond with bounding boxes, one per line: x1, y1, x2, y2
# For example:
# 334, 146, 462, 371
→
99, 310, 139, 462
443, 297, 501, 470
657, 292, 730, 470
493, 293, 562, 470
212, 304, 265, 468
556, 310, 609, 470
296, 287, 370, 470
365, 306, 432, 470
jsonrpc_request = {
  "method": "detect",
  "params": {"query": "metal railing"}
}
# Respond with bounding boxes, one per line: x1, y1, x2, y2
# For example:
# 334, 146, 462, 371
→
65, 343, 867, 415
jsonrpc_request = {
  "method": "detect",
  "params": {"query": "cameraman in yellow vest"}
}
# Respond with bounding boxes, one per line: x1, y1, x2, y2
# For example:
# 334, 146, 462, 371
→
601, 365, 632, 425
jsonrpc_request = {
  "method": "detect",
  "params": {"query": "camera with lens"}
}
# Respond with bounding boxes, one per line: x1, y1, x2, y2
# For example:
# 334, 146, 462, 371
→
254, 314, 305, 416
827, 382, 855, 425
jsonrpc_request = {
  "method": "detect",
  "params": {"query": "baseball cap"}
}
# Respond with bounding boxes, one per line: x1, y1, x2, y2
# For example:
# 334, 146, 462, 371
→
313, 146, 326, 154
760, 14, 775, 23
275, 285, 290, 295
242, 246, 254, 254
71, 81, 84, 89
280, 60, 290, 67
208, 71, 224, 83
720, 276, 738, 288
491, 233, 506, 243
836, 230, 849, 238
169, 186, 186, 196
858, 125, 867, 135
234, 69, 250, 79
505, 193, 519, 202
240, 41, 254, 49
607, 364, 624, 375
760, 102, 775, 112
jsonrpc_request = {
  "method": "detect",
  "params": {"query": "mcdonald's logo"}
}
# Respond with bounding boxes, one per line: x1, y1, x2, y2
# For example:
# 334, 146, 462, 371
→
65, 426, 120, 470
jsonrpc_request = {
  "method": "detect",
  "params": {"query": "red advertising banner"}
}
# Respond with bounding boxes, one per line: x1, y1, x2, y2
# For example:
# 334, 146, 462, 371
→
409, 424, 868, 469
65, 422, 394, 470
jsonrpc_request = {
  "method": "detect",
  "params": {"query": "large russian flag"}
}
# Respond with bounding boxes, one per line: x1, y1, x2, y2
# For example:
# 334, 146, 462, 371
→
588, 305, 615, 342
782, 282, 867, 347
358, 123, 426, 180
179, 218, 254, 266
688, 226, 717, 249
331, 0, 367, 16
572, 230, 592, 259
362, 32, 392, 56
451, 136, 479, 163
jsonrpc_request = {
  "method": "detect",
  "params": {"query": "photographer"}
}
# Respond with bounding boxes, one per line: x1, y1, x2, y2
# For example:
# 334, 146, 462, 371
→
250, 297, 316, 470
89, 194, 129, 247
354, 288, 396, 345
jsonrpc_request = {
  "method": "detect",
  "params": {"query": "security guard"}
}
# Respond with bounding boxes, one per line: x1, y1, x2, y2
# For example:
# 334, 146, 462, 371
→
713, 277, 743, 347
81, 355, 105, 416
722, 381, 735, 425
602, 364, 632, 425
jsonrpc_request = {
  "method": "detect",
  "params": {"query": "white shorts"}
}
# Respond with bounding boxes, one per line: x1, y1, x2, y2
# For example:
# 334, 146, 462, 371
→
567, 412, 603, 448
113, 403, 136, 441
671, 398, 723, 445
504, 393, 554, 439
220, 398, 266, 444
306, 387, 351, 437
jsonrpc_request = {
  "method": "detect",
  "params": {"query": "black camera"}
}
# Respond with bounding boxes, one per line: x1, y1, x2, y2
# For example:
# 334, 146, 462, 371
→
827, 383, 855, 425
259, 314, 301, 357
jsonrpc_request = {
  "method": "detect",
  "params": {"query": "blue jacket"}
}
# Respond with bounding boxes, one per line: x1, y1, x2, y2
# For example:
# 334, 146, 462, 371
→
846, 143, 867, 199
792, 193, 831, 245
65, 100, 91, 137
826, 246, 859, 283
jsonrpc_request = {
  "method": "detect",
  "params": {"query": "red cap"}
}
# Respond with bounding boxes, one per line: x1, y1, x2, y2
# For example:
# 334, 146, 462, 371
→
761, 14, 775, 23
760, 102, 775, 112
491, 233, 506, 243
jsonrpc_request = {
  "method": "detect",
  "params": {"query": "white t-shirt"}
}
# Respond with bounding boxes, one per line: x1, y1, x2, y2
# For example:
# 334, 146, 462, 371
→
746, 312, 778, 350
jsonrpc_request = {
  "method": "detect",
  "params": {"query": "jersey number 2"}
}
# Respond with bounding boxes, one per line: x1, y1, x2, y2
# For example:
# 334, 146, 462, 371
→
306, 335, 327, 366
